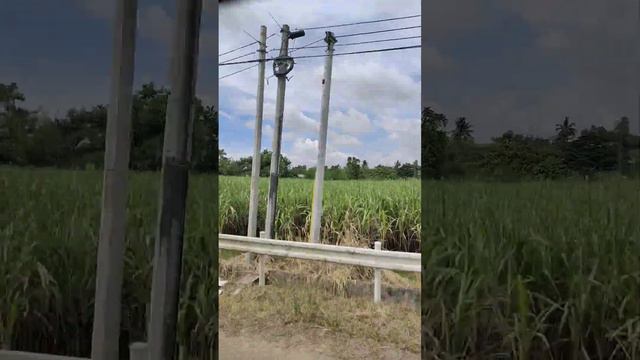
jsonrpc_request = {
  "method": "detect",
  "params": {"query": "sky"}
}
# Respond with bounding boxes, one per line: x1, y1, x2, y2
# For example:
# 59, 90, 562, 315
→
0, 0, 218, 120
423, 0, 638, 142
2, 0, 636, 159
219, 0, 421, 166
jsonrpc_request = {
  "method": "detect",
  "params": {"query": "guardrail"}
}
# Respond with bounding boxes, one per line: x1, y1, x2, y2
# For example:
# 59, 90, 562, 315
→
219, 233, 421, 303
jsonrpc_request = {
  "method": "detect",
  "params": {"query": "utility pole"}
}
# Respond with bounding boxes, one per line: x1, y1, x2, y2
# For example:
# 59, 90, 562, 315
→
264, 24, 305, 239
246, 25, 267, 264
147, 0, 201, 359
309, 31, 337, 244
91, 0, 137, 359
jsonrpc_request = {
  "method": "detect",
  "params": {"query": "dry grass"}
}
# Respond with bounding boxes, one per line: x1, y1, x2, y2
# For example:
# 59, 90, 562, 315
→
219, 283, 420, 358
221, 253, 419, 294
219, 253, 420, 358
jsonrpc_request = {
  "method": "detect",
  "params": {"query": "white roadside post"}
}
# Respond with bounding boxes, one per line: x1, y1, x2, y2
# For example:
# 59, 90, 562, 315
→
246, 25, 268, 265
309, 31, 337, 244
259, 230, 266, 286
374, 241, 382, 303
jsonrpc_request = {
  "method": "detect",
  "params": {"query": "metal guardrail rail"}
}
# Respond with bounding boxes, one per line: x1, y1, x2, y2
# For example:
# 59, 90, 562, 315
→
220, 233, 421, 304
219, 233, 421, 273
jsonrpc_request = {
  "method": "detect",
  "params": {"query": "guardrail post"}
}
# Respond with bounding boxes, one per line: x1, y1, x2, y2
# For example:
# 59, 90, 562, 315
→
129, 342, 148, 360
259, 231, 266, 286
374, 241, 382, 303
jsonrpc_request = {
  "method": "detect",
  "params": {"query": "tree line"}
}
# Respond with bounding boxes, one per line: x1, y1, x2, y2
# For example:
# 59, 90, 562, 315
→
0, 82, 217, 172
422, 107, 640, 180
0, 82, 419, 180
220, 149, 420, 180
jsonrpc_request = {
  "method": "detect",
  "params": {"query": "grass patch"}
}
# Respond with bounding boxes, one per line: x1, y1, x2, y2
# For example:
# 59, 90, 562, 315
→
220, 283, 420, 355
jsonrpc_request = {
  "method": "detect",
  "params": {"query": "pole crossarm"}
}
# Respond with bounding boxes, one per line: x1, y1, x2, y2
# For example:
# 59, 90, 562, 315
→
219, 234, 421, 273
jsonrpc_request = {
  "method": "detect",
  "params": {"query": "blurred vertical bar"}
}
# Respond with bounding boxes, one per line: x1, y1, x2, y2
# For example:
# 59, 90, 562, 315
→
147, 0, 202, 359
91, 0, 137, 359
420, 0, 427, 357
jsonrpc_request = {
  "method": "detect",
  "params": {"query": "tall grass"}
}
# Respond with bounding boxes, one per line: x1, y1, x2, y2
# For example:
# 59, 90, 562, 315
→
220, 176, 421, 251
422, 179, 640, 358
0, 169, 417, 356
0, 167, 217, 357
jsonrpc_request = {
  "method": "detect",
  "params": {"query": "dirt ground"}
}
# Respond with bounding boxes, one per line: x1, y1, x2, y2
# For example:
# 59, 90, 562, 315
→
219, 328, 420, 360
218, 258, 420, 360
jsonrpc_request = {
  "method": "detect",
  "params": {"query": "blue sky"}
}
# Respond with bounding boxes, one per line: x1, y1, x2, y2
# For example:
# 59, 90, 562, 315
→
2, 0, 635, 159
219, 0, 421, 166
422, 0, 637, 141
1, 0, 218, 117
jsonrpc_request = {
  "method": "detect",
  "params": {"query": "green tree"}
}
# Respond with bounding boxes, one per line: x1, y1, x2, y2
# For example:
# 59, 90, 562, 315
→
451, 117, 473, 143
345, 156, 362, 179
555, 116, 576, 143
565, 126, 618, 175
397, 162, 416, 178
257, 149, 291, 177
422, 107, 448, 178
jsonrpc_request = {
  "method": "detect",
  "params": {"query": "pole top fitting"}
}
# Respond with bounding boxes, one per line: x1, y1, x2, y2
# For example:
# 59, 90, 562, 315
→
324, 31, 337, 45
289, 29, 306, 39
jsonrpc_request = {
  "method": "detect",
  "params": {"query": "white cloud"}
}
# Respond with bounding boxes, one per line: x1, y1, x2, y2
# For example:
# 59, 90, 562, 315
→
330, 108, 373, 134
285, 138, 350, 167
328, 131, 361, 147
220, 0, 421, 166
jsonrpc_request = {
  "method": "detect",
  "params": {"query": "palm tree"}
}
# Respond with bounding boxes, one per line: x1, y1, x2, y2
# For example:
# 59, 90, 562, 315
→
452, 117, 473, 142
555, 116, 576, 142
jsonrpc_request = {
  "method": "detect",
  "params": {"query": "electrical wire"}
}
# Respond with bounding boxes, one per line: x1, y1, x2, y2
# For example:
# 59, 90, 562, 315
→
219, 33, 276, 57
289, 37, 326, 54
338, 25, 421, 38
293, 44, 421, 60
299, 14, 420, 31
219, 44, 421, 66
219, 41, 256, 57
274, 35, 421, 51
219, 63, 260, 79
221, 51, 257, 63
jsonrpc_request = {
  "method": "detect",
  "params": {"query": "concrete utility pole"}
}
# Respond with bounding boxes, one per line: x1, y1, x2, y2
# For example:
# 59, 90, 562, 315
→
91, 0, 137, 359
147, 0, 202, 359
246, 25, 267, 264
264, 24, 305, 239
309, 31, 337, 244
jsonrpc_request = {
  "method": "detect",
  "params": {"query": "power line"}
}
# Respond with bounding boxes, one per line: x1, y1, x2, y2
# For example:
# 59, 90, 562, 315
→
219, 41, 256, 57
219, 44, 421, 66
289, 37, 325, 54
294, 44, 421, 60
299, 14, 420, 31
275, 35, 421, 51
221, 51, 257, 63
219, 63, 260, 79
338, 25, 421, 38
219, 33, 276, 57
